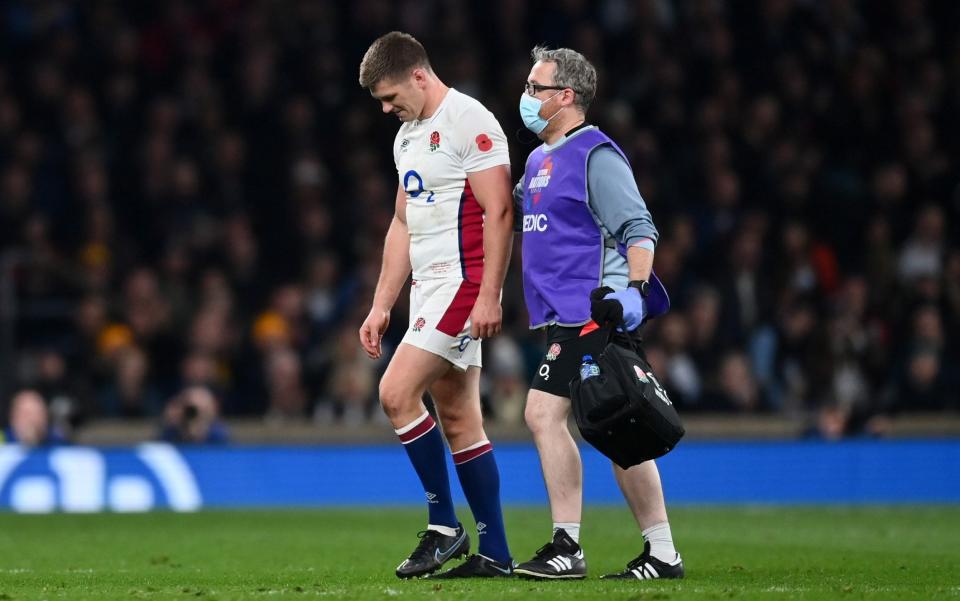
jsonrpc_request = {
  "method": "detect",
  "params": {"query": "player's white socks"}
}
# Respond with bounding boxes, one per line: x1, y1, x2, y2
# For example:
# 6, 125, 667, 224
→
642, 521, 678, 562
428, 524, 459, 537
553, 522, 581, 544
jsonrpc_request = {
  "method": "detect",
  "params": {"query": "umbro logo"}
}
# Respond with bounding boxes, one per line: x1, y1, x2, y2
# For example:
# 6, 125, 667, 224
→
476, 522, 487, 534
425, 492, 438, 504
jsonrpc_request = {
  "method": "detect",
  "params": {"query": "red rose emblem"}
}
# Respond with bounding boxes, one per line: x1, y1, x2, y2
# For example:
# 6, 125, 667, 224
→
430, 131, 440, 145
476, 133, 492, 152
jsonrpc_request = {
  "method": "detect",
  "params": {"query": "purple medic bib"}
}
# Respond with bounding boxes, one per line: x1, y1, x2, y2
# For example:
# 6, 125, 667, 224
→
521, 128, 669, 328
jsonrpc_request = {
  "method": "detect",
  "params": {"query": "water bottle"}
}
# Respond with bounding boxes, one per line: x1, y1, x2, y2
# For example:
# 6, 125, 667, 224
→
580, 355, 601, 381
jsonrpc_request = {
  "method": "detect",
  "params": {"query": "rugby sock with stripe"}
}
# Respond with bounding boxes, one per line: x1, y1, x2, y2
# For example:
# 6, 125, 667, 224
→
453, 440, 511, 563
642, 521, 678, 562
396, 411, 458, 530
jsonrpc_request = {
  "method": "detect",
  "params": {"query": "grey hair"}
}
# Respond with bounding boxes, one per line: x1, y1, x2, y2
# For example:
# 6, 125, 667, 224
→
531, 46, 598, 112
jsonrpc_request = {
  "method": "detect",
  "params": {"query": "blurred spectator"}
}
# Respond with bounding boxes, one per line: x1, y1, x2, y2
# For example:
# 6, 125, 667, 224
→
774, 299, 832, 415
159, 386, 229, 444
252, 311, 292, 352
264, 346, 307, 422
2, 390, 68, 446
718, 222, 771, 345
881, 305, 958, 414
895, 346, 953, 411
898, 204, 946, 282
685, 286, 723, 376
98, 346, 163, 417
655, 313, 701, 409
315, 325, 378, 424
485, 336, 528, 424
701, 351, 765, 413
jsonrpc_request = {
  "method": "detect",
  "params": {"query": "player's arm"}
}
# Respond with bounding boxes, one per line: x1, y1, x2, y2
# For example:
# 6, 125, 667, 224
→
359, 185, 411, 359
467, 164, 513, 339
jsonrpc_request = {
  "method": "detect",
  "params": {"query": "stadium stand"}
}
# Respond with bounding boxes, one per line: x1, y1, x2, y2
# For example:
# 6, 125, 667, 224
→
1, 0, 958, 443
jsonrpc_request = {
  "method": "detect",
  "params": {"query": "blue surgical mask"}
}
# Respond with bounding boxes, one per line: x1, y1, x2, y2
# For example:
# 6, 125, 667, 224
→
519, 91, 562, 134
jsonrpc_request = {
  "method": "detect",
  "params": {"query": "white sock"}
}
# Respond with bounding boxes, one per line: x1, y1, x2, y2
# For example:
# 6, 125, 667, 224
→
428, 523, 458, 537
553, 522, 580, 544
642, 521, 678, 562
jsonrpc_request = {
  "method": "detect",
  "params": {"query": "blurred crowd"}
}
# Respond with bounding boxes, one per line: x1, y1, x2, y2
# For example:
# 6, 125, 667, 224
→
1, 0, 958, 444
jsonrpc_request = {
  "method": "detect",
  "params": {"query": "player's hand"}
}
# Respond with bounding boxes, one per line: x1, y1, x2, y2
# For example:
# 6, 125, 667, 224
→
469, 292, 502, 339
359, 307, 390, 359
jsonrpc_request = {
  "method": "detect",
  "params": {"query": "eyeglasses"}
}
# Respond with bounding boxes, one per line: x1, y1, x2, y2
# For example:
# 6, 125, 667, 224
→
524, 82, 580, 97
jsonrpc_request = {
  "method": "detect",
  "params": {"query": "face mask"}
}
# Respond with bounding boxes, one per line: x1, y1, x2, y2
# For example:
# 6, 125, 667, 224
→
519, 91, 563, 134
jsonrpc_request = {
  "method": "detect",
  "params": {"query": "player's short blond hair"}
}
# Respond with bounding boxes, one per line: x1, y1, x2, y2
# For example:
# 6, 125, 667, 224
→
358, 31, 432, 89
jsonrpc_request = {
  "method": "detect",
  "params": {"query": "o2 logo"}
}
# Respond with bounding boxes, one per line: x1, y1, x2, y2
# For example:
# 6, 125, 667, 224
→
403, 170, 435, 203
0, 443, 202, 513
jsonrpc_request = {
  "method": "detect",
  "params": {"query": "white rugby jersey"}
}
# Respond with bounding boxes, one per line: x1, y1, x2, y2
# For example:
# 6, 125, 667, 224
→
393, 88, 510, 283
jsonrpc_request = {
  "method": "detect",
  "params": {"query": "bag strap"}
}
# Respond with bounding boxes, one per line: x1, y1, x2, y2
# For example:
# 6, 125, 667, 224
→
603, 322, 643, 357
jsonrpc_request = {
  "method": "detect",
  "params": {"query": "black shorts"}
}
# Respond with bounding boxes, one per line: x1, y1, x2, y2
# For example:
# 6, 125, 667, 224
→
530, 324, 609, 398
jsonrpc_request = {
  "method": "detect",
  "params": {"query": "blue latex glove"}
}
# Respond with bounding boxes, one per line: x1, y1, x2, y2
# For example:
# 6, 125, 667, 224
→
603, 287, 646, 331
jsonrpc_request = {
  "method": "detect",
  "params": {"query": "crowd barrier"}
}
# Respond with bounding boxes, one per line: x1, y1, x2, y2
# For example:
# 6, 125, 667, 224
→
1, 440, 958, 513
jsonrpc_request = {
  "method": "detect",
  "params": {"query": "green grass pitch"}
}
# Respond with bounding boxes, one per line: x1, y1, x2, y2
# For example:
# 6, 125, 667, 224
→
1, 506, 958, 600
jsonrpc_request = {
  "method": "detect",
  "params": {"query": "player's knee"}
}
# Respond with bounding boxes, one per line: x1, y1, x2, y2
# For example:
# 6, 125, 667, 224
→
378, 381, 410, 420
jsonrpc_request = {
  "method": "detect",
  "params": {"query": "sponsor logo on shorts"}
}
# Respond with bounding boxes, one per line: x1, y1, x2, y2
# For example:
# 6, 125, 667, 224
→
457, 336, 472, 353
412, 317, 426, 332
545, 343, 562, 361
538, 364, 550, 381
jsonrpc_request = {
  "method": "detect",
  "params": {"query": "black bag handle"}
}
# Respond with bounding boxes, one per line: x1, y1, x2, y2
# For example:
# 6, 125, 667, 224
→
602, 321, 644, 358
588, 285, 645, 358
